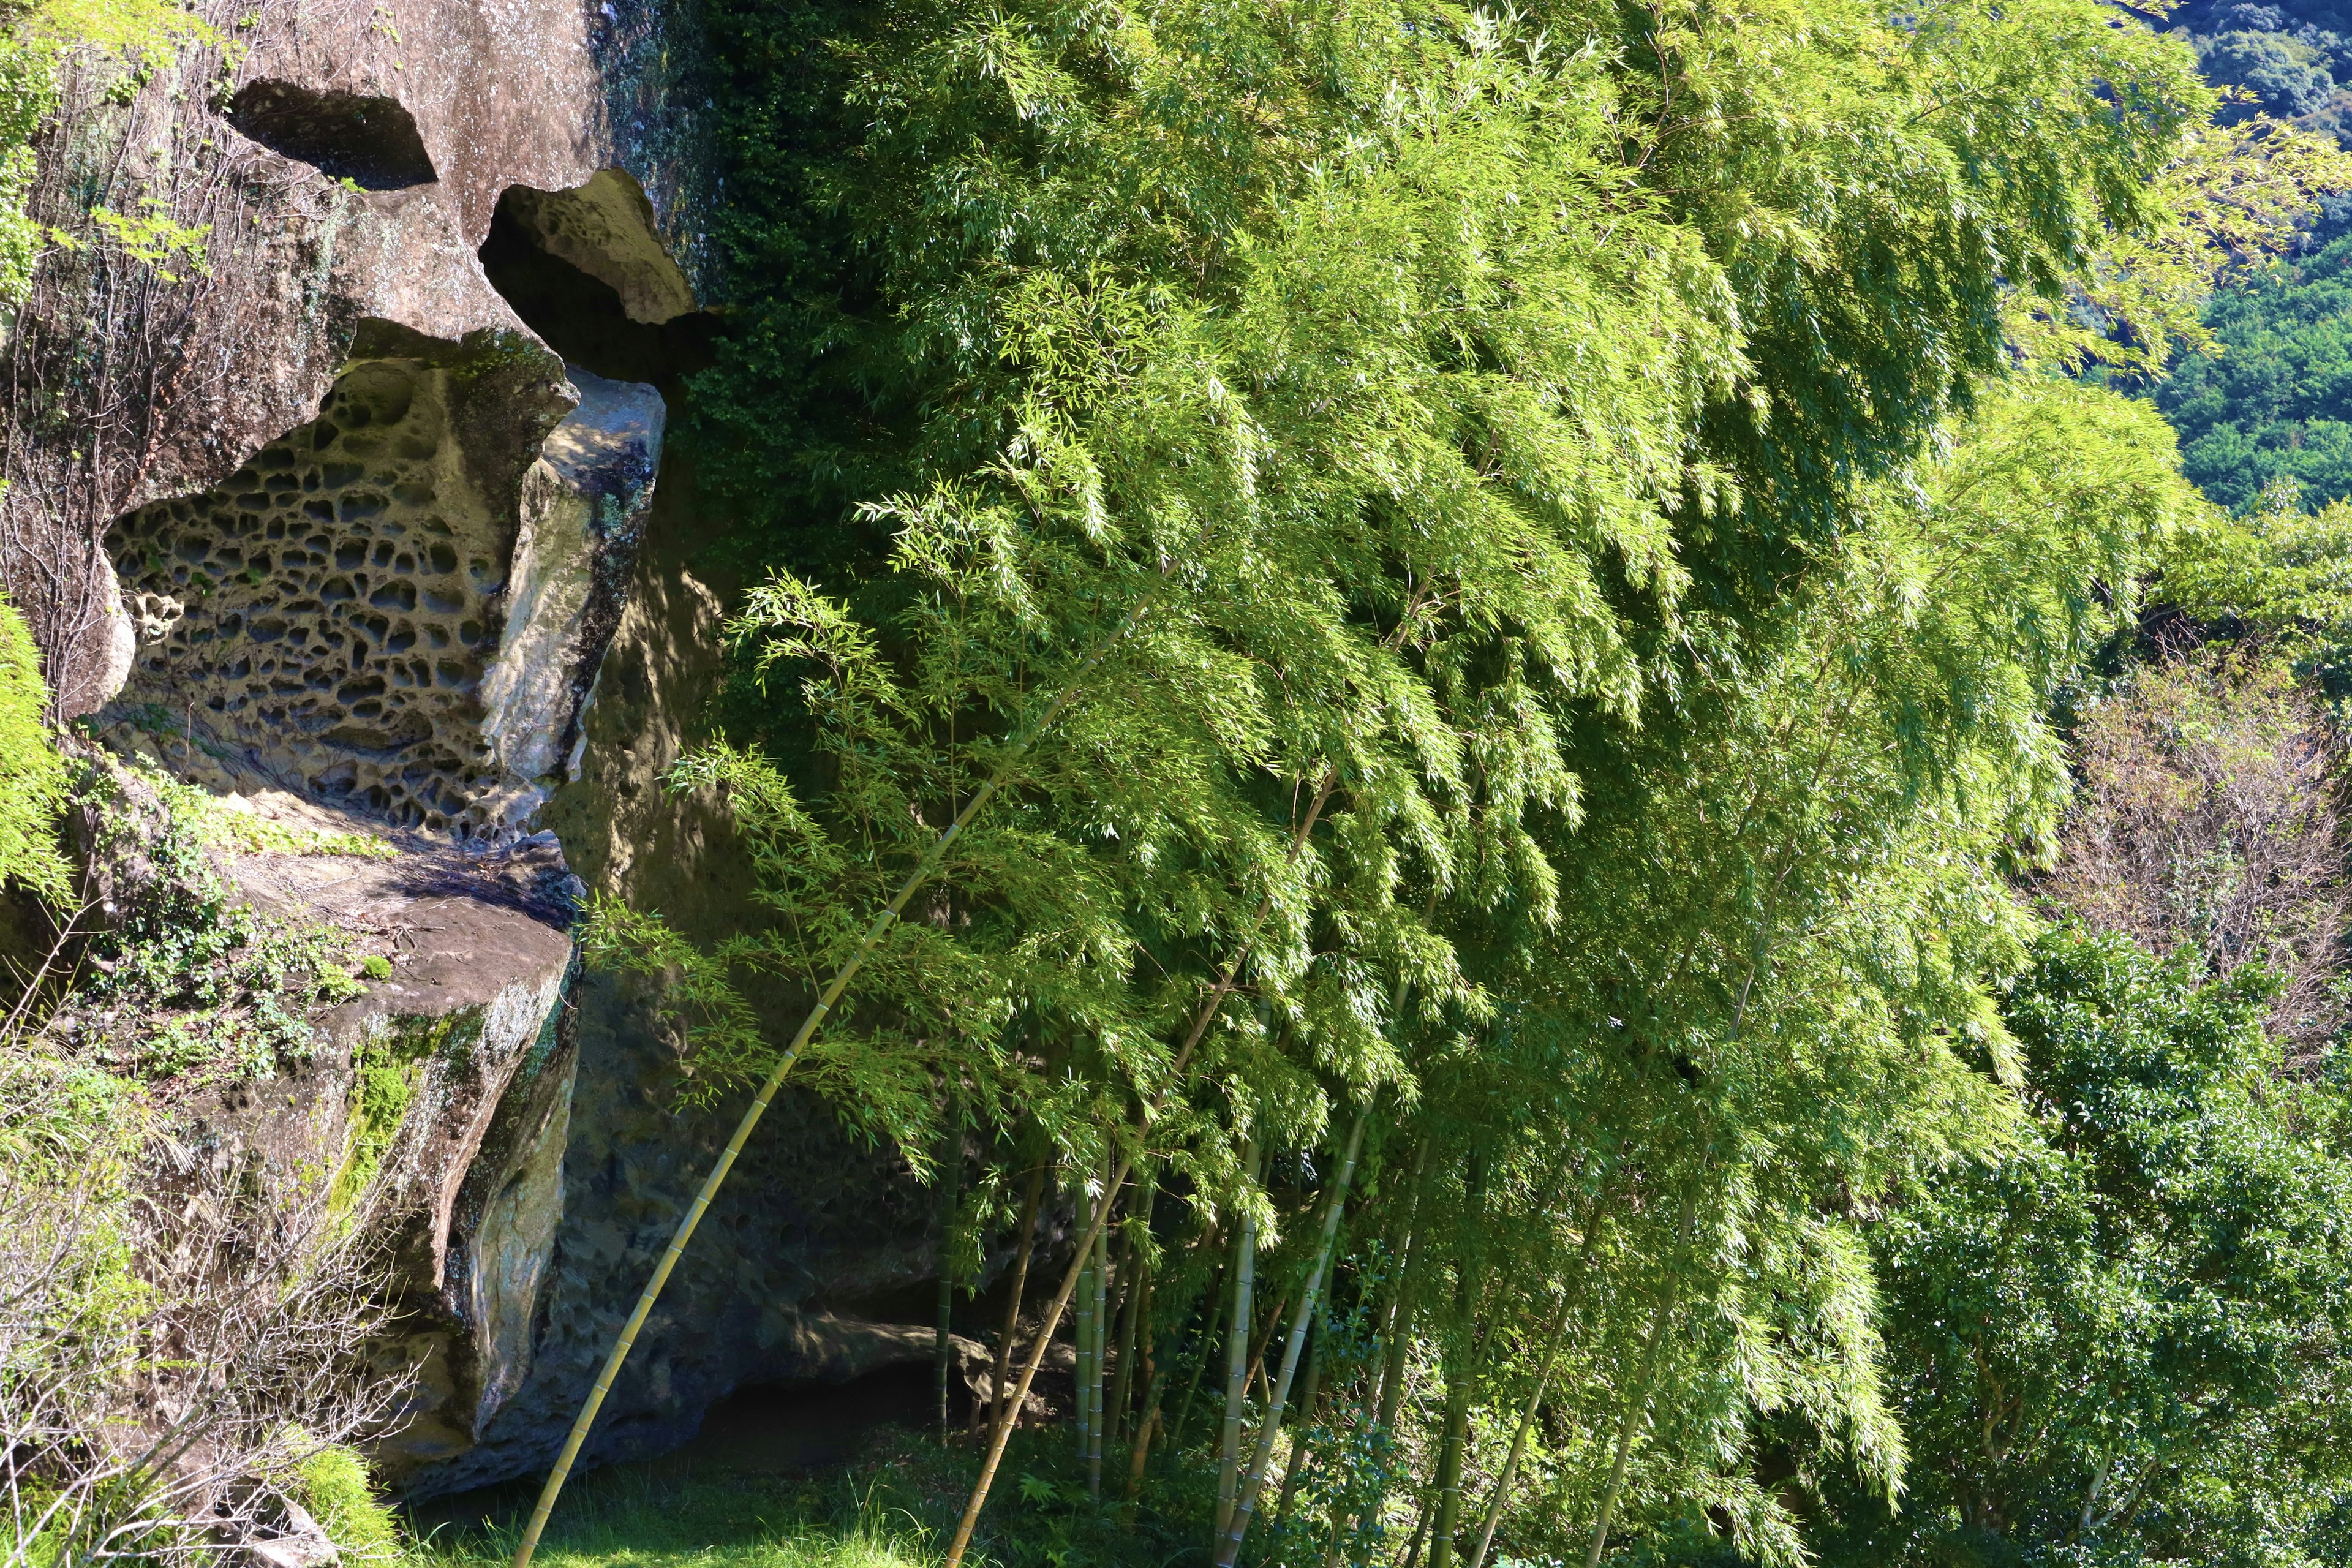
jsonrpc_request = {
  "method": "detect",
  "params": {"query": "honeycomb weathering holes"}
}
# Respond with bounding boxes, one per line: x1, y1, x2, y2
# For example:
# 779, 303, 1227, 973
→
228, 80, 437, 191
108, 359, 514, 837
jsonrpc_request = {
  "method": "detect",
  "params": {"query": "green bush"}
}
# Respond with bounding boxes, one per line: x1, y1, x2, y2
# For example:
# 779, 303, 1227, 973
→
298, 1442, 402, 1561
0, 593, 68, 902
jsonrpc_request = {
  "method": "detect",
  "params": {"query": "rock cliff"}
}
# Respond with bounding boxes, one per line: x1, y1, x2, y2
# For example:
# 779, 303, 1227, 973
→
0, 0, 949, 1498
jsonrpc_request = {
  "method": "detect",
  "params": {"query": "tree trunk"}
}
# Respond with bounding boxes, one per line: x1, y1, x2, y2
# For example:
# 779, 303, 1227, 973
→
935, 1101, 963, 1442
1212, 1108, 1368, 1568
1428, 1154, 1491, 1568
1582, 1191, 1696, 1568
987, 1165, 1047, 1435
1216, 1137, 1264, 1542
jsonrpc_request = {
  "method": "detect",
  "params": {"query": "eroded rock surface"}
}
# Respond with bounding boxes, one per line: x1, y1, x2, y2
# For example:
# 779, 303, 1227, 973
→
4, 0, 972, 1503
99, 347, 664, 842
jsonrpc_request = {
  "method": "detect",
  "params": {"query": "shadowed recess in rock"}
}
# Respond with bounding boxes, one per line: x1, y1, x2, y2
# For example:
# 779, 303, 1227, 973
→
480, 174, 718, 390
228, 80, 439, 190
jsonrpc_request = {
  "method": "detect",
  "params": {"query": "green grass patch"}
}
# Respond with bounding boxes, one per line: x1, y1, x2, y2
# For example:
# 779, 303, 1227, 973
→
400, 1426, 1231, 1568
406, 1465, 941, 1568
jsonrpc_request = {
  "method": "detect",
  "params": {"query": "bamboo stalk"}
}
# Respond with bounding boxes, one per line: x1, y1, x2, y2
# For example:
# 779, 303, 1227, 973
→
1108, 1170, 1154, 1441
507, 617, 1144, 1568
1076, 1189, 1096, 1466
1087, 1185, 1110, 1496
1212, 1109, 1370, 1568
987, 1165, 1047, 1434
942, 772, 1343, 1568
1338, 1138, 1429, 1559
948, 1156, 1125, 1567
1429, 1155, 1492, 1568
1468, 1200, 1608, 1568
1581, 1192, 1697, 1568
1216, 1137, 1264, 1540
936, 1100, 963, 1442
1375, 1145, 1432, 1434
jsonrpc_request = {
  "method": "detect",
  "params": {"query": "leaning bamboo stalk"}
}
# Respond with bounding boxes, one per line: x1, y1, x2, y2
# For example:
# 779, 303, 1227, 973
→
1581, 1191, 1697, 1568
1212, 1107, 1370, 1568
508, 666, 1108, 1568
987, 1165, 1047, 1433
941, 771, 1343, 1568
1465, 1288, 1577, 1568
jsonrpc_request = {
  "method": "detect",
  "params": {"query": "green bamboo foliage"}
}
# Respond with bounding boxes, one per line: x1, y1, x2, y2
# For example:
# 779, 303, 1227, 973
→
532, 0, 2352, 1555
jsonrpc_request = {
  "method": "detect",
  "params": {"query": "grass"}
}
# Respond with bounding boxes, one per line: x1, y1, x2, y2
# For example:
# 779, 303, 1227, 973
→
398, 1425, 1234, 1568
404, 1463, 944, 1568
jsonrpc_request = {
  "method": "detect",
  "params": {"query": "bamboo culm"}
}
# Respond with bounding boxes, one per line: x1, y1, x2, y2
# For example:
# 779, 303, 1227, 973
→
1109, 1172, 1155, 1444
1468, 1204, 1608, 1568
1429, 1155, 1493, 1568
941, 771, 1344, 1568
1076, 1192, 1096, 1466
1375, 1146, 1433, 1436
1212, 1109, 1370, 1568
935, 1102, 963, 1442
1582, 1192, 1698, 1568
987, 1166, 1047, 1434
945, 1154, 1126, 1568
1215, 1137, 1263, 1541
1087, 1181, 1110, 1496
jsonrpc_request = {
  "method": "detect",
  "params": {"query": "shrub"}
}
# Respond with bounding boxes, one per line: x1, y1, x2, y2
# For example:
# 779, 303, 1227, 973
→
297, 1440, 404, 1561
0, 592, 67, 902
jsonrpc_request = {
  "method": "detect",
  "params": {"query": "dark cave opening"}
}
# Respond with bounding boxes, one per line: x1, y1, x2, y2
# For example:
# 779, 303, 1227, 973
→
478, 186, 717, 394
673, 1359, 949, 1472
229, 81, 439, 190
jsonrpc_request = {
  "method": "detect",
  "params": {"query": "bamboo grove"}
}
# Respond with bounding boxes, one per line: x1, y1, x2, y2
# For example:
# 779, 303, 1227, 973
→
537, 0, 2352, 1560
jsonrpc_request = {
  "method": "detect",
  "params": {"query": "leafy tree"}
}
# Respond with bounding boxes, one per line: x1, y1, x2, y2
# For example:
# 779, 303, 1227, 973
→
2203, 28, 2338, 119
514, 0, 2352, 1562
1825, 925, 2352, 1567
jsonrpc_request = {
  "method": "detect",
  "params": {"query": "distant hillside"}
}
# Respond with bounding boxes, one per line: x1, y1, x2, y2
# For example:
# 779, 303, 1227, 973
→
2176, 0, 2352, 145
2155, 234, 2352, 509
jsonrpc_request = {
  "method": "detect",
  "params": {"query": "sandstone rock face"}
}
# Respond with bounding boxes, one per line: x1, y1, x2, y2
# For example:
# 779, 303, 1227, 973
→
1, 0, 962, 1502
